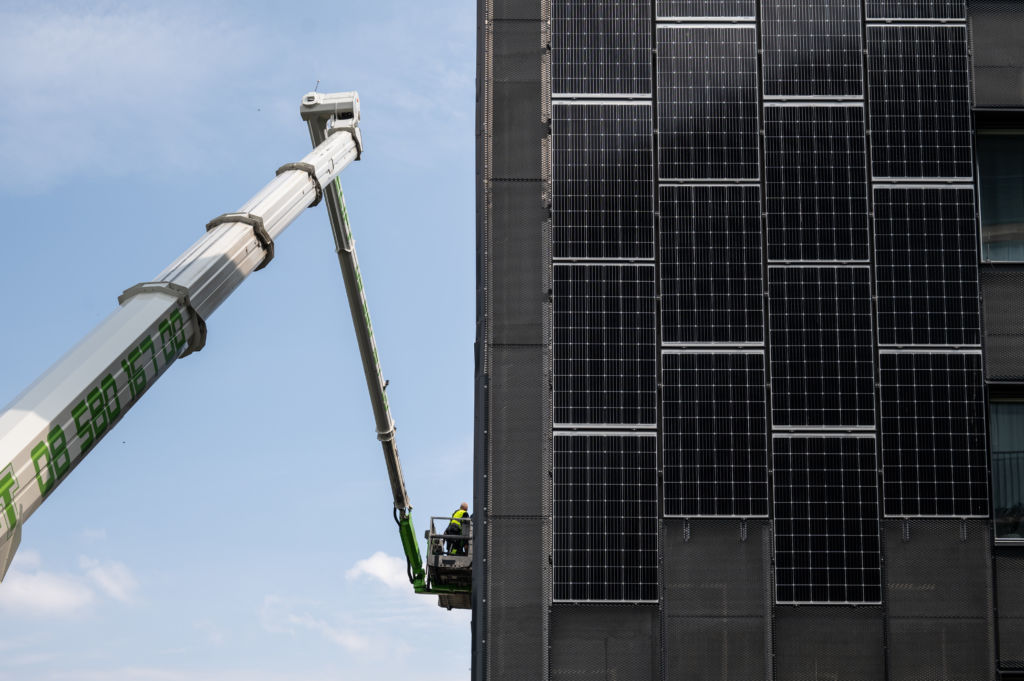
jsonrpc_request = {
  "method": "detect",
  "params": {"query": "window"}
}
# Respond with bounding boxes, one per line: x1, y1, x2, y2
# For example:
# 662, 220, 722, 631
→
979, 131, 1024, 261
991, 401, 1024, 540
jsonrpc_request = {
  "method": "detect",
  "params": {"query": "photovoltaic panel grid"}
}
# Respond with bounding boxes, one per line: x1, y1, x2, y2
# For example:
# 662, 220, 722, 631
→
552, 0, 652, 96
866, 25, 973, 180
656, 0, 756, 19
660, 184, 763, 344
879, 352, 988, 517
656, 26, 759, 181
662, 351, 768, 517
554, 432, 658, 601
764, 105, 870, 262
554, 264, 657, 427
761, 0, 864, 98
873, 186, 981, 346
768, 266, 875, 428
865, 0, 966, 21
552, 103, 654, 259
773, 435, 882, 604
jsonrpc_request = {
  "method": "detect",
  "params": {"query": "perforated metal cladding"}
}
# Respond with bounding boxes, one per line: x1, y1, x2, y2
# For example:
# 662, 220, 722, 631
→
493, 0, 543, 19
888, 618, 995, 681
490, 20, 544, 180
664, 520, 769, 617
487, 518, 546, 681
970, 1, 1024, 109
981, 268, 1024, 381
997, 554, 1024, 669
550, 605, 659, 681
489, 182, 547, 346
774, 607, 885, 681
666, 617, 766, 681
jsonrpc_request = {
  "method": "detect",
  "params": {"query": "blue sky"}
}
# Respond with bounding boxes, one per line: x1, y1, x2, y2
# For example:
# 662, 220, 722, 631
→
0, 1, 475, 679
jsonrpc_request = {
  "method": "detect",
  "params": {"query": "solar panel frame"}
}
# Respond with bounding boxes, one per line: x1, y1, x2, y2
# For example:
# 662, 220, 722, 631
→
660, 184, 764, 344
866, 25, 974, 180
767, 266, 876, 429
663, 350, 769, 518
873, 185, 981, 346
656, 25, 760, 181
656, 0, 756, 20
773, 434, 883, 604
879, 351, 988, 518
553, 432, 659, 602
761, 0, 865, 98
864, 0, 966, 21
552, 102, 655, 260
552, 0, 652, 96
553, 263, 658, 428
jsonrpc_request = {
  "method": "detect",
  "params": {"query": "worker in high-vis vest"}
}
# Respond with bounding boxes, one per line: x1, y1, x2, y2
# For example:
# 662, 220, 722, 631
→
445, 502, 470, 555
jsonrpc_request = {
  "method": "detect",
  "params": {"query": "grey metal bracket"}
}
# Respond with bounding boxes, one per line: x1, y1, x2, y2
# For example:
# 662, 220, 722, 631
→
118, 281, 208, 356
205, 212, 274, 271
276, 162, 323, 207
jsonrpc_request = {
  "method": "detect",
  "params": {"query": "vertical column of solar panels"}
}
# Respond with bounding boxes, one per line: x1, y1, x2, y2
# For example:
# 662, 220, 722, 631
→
552, 0, 651, 96
553, 433, 658, 601
656, 0, 755, 19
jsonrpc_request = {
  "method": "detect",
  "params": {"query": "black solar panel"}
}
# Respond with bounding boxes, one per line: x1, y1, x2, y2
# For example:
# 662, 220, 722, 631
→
663, 351, 768, 517
768, 266, 875, 428
879, 352, 987, 517
554, 264, 658, 427
865, 0, 966, 20
553, 103, 654, 259
873, 186, 981, 346
656, 26, 759, 181
552, 0, 652, 96
553, 432, 659, 601
761, 0, 864, 98
764, 105, 870, 262
774, 435, 882, 604
866, 25, 973, 180
660, 184, 763, 344
656, 0, 756, 18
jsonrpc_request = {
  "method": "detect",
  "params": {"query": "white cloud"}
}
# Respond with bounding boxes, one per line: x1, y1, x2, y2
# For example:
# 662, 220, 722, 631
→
79, 556, 138, 603
260, 596, 368, 652
0, 566, 94, 617
345, 551, 408, 590
193, 619, 226, 646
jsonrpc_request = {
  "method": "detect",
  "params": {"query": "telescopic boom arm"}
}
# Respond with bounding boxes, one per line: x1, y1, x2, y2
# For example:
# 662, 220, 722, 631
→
0, 92, 363, 580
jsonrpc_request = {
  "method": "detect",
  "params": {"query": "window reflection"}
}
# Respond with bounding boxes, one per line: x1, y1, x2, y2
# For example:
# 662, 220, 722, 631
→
991, 401, 1024, 540
979, 133, 1024, 261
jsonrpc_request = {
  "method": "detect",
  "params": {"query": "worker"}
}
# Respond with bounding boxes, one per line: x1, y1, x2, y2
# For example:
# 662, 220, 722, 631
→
446, 502, 470, 556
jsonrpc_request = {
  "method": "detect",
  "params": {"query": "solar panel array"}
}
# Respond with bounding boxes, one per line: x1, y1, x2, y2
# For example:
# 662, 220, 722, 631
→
553, 433, 659, 601
865, 0, 966, 21
552, 103, 654, 259
663, 351, 768, 517
656, 0, 756, 19
774, 435, 882, 604
552, 0, 652, 96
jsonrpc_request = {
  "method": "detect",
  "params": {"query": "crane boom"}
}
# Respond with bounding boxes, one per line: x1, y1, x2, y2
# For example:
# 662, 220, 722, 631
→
0, 92, 363, 580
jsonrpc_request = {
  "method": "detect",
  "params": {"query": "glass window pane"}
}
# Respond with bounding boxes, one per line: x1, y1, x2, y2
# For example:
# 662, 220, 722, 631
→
991, 402, 1024, 540
979, 133, 1024, 261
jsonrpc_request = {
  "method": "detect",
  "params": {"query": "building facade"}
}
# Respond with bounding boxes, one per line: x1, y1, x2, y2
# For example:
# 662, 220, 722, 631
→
474, 1, 1024, 679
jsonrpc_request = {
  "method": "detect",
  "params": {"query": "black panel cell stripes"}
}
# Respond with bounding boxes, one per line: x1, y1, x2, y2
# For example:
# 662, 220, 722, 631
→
553, 104, 654, 259
761, 0, 864, 98
656, 26, 759, 181
553, 433, 658, 601
879, 352, 988, 517
764, 105, 870, 262
554, 264, 657, 426
768, 267, 875, 428
873, 186, 981, 346
660, 185, 763, 344
774, 435, 882, 604
865, 0, 965, 21
552, 0, 651, 96
663, 352, 768, 517
866, 25, 973, 180
656, 0, 756, 18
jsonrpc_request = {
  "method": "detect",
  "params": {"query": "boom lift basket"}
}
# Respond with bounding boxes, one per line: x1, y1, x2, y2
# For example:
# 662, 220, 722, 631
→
425, 516, 472, 609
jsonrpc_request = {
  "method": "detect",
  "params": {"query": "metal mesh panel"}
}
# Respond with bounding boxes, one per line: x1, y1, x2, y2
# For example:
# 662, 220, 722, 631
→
494, 0, 543, 20
550, 605, 659, 681
666, 616, 766, 681
489, 182, 546, 346
487, 518, 547, 680
883, 519, 992, 619
664, 519, 768, 617
981, 268, 1024, 381
970, 1, 1024, 109
491, 83, 543, 179
997, 554, 1024, 669
493, 20, 543, 83
488, 346, 545, 516
888, 618, 995, 681
774, 606, 885, 681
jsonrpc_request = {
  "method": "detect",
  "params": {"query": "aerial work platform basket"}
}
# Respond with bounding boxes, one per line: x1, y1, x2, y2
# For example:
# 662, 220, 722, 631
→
425, 516, 472, 610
